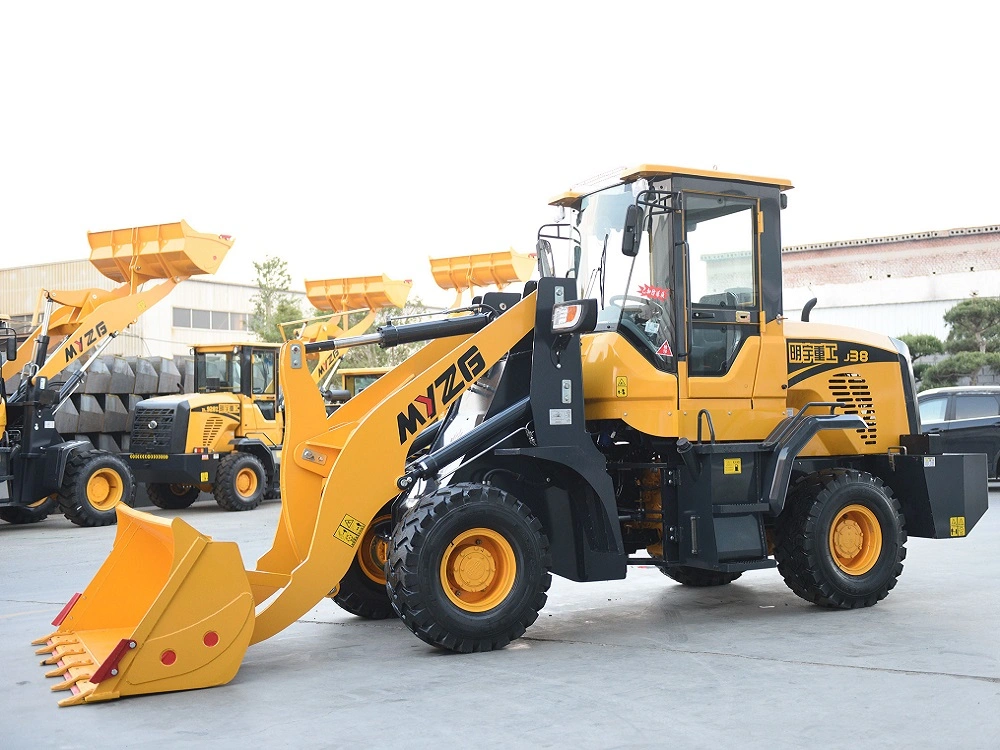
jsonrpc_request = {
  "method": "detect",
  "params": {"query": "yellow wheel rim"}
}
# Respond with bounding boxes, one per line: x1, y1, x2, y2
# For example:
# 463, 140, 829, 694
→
86, 469, 124, 511
28, 495, 55, 509
358, 514, 392, 585
235, 467, 258, 497
829, 504, 882, 575
440, 528, 517, 613
169, 484, 193, 496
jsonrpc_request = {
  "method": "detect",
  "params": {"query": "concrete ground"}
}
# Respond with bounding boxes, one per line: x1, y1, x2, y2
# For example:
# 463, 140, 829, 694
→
2, 491, 998, 749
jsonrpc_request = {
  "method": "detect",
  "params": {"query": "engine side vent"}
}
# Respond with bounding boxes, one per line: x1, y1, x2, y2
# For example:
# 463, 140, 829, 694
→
202, 416, 225, 447
828, 372, 877, 445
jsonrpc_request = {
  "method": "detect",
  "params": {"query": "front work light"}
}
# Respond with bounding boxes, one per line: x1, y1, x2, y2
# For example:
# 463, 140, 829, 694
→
551, 299, 598, 334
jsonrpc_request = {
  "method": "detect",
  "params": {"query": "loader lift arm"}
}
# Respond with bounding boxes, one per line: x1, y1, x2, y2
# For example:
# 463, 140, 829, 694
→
34, 289, 540, 704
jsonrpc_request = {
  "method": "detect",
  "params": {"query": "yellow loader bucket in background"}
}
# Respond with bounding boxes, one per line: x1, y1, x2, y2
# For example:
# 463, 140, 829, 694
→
33, 506, 254, 706
88, 220, 232, 283
305, 274, 412, 313
430, 248, 535, 292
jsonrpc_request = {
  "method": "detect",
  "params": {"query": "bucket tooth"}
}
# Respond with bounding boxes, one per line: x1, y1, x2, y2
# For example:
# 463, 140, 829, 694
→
45, 655, 93, 678
31, 631, 60, 646
57, 685, 96, 708
41, 647, 85, 665
51, 673, 92, 692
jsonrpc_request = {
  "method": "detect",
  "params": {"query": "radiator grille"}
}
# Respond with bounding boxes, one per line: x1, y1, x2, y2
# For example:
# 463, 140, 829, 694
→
828, 372, 877, 445
130, 406, 176, 451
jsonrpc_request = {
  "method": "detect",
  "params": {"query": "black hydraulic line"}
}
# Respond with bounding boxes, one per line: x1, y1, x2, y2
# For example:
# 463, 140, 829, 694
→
397, 396, 531, 489
377, 314, 491, 349
304, 313, 491, 354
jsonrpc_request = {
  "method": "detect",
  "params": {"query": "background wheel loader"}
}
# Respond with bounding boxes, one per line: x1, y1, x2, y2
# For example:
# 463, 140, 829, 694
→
1, 221, 232, 527
33, 165, 987, 706
126, 274, 413, 512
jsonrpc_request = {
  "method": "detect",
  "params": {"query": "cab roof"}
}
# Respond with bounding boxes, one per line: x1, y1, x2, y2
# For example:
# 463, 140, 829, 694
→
549, 164, 793, 210
193, 342, 282, 353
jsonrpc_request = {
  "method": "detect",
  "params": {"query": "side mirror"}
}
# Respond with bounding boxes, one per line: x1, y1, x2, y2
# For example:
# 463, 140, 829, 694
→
621, 204, 643, 257
536, 239, 555, 278
1, 326, 16, 362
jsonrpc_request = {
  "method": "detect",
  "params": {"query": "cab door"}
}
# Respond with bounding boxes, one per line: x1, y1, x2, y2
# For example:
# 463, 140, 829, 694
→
677, 192, 762, 429
244, 347, 283, 443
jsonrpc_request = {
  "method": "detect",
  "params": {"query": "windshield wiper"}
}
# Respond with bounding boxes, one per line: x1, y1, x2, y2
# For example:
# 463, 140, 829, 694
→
598, 233, 609, 308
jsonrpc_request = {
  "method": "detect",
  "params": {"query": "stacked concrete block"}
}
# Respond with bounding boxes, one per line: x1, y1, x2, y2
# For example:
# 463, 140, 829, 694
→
47, 355, 195, 465
76, 394, 105, 433
81, 358, 112, 394
100, 394, 128, 433
53, 398, 80, 435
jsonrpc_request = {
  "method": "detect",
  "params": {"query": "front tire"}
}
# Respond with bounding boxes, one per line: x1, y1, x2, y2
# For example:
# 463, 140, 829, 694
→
387, 482, 551, 653
58, 450, 136, 527
332, 503, 395, 620
214, 452, 266, 511
147, 483, 200, 510
774, 469, 906, 609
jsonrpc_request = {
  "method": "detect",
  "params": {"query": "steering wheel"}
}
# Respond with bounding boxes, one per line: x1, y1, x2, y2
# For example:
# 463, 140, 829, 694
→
608, 294, 650, 311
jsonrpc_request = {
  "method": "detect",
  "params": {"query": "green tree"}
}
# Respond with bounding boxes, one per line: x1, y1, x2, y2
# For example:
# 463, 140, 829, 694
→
913, 297, 1000, 389
943, 297, 1000, 353
921, 351, 1000, 389
249, 256, 303, 343
897, 333, 943, 384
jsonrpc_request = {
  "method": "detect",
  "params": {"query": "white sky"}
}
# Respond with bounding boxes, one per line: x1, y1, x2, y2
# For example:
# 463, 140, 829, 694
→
2, 1, 996, 308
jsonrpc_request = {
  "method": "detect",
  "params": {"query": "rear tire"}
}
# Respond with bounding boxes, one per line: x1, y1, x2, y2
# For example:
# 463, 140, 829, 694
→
0, 496, 57, 524
661, 566, 742, 587
214, 452, 266, 511
387, 482, 551, 653
333, 504, 395, 620
58, 450, 135, 527
147, 483, 200, 510
774, 469, 906, 609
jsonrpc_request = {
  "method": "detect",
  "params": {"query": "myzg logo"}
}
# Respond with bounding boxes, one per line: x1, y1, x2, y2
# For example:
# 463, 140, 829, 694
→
63, 321, 108, 362
396, 346, 486, 444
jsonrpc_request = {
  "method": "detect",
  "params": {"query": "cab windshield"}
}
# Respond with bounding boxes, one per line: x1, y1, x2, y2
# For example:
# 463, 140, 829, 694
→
195, 351, 240, 393
572, 179, 675, 367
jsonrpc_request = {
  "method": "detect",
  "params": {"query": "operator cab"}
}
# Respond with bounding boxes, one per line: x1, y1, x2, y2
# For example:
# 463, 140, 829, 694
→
544, 165, 791, 380
194, 343, 281, 420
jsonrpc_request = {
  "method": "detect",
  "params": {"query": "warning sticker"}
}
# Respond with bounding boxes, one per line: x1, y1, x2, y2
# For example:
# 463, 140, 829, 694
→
335, 514, 366, 547
724, 458, 742, 474
950, 516, 966, 537
656, 341, 673, 357
616, 376, 628, 398
200, 471, 209, 482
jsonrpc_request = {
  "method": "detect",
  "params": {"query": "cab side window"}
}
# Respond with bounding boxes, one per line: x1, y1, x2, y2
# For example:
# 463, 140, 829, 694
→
684, 193, 758, 377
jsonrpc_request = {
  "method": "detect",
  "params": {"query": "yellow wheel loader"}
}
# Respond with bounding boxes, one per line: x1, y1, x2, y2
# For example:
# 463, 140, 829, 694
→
127, 275, 412, 512
1, 221, 232, 527
33, 166, 987, 706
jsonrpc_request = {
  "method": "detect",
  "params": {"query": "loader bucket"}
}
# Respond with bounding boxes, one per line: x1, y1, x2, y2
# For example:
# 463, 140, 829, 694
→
305, 274, 412, 313
33, 505, 254, 706
88, 220, 232, 283
430, 248, 535, 292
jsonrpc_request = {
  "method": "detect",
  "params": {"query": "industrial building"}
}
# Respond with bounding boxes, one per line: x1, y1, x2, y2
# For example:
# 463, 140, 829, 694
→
0, 258, 306, 358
